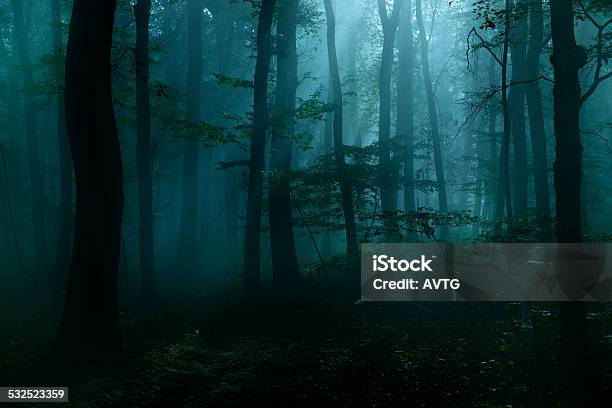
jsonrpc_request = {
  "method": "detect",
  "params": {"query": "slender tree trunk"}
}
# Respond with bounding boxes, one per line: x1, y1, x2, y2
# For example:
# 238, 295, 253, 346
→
324, 0, 359, 267
525, 0, 550, 219
10, 0, 48, 266
459, 130, 473, 211
550, 0, 591, 388
484, 57, 498, 220
56, 0, 123, 354
176, 0, 202, 271
377, 0, 401, 219
243, 0, 276, 299
134, 0, 156, 301
346, 21, 360, 146
397, 0, 415, 220
269, 0, 301, 289
508, 0, 528, 217
50, 0, 73, 282
495, 0, 512, 225
416, 0, 447, 237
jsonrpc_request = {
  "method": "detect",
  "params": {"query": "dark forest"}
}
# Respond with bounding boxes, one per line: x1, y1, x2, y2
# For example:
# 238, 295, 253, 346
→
1, 0, 612, 406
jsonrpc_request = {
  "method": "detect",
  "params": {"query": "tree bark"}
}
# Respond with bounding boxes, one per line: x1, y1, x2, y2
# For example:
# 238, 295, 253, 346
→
550, 0, 591, 388
10, 0, 48, 266
243, 0, 276, 299
176, 0, 202, 271
55, 0, 124, 354
134, 0, 156, 301
269, 0, 302, 289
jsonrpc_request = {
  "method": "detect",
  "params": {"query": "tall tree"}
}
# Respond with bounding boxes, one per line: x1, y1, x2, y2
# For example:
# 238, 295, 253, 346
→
484, 57, 498, 220
176, 0, 202, 271
50, 0, 73, 283
397, 0, 415, 221
494, 0, 513, 225
524, 0, 550, 219
324, 0, 359, 267
508, 0, 528, 217
55, 0, 124, 354
134, 0, 156, 301
377, 0, 401, 221
550, 0, 590, 387
269, 0, 302, 289
416, 0, 447, 237
243, 0, 276, 298
10, 0, 48, 266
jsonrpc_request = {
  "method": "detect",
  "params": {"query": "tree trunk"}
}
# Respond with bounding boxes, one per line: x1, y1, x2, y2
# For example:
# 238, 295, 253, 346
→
324, 0, 359, 267
377, 0, 401, 219
176, 0, 202, 271
397, 0, 415, 220
346, 21, 360, 146
55, 0, 123, 354
243, 0, 276, 299
484, 57, 498, 220
525, 0, 550, 219
416, 0, 447, 237
269, 0, 301, 289
10, 0, 48, 267
508, 0, 528, 217
50, 0, 73, 283
550, 0, 591, 388
134, 0, 156, 301
494, 0, 512, 225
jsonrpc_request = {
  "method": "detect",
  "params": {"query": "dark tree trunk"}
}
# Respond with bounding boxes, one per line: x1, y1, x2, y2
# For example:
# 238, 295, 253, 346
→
495, 0, 513, 225
550, 0, 591, 388
10, 0, 48, 266
346, 21, 360, 146
324, 0, 359, 266
176, 0, 202, 270
508, 0, 528, 217
244, 0, 276, 299
397, 0, 415, 218
459, 129, 473, 211
269, 0, 302, 289
51, 0, 73, 282
416, 0, 447, 237
525, 0, 550, 219
484, 57, 498, 220
134, 0, 156, 301
377, 0, 401, 218
55, 0, 124, 354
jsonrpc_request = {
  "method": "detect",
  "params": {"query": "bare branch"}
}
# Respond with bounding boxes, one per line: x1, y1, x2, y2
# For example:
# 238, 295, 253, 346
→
467, 27, 503, 68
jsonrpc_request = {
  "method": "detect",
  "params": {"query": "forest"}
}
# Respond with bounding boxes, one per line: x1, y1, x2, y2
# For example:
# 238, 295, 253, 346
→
1, 0, 612, 406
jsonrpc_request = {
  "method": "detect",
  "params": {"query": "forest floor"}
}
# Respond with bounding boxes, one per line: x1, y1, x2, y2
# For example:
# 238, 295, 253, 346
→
2, 274, 612, 408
